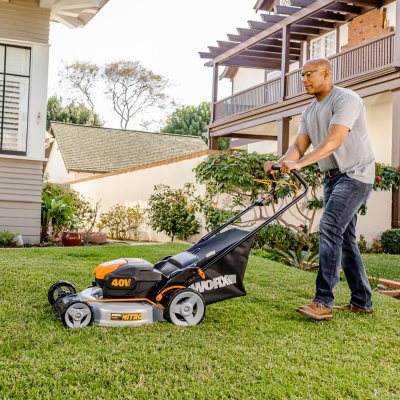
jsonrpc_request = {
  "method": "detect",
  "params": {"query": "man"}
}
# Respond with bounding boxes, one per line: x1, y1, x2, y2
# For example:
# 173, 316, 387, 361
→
264, 58, 375, 321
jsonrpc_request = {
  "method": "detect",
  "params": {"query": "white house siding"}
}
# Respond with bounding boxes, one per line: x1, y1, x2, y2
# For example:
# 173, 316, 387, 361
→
0, 1, 51, 244
0, 157, 42, 243
70, 153, 209, 243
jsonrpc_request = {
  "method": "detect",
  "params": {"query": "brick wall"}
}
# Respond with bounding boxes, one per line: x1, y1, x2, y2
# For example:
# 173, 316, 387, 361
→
342, 8, 394, 50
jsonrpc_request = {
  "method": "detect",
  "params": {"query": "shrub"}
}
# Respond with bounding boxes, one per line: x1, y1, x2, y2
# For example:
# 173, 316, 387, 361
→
74, 196, 101, 244
98, 205, 146, 240
252, 223, 299, 250
357, 235, 368, 253
381, 229, 400, 254
148, 183, 200, 241
41, 182, 79, 242
0, 230, 18, 246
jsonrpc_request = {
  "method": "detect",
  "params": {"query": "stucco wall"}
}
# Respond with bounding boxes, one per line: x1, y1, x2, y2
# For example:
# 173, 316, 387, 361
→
232, 68, 265, 94
70, 155, 208, 243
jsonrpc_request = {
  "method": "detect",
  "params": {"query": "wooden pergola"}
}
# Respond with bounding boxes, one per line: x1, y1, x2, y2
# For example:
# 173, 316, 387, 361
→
200, 0, 400, 124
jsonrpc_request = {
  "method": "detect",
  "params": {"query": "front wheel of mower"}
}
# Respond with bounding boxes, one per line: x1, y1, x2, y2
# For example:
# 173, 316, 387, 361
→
62, 301, 94, 329
165, 288, 205, 326
48, 281, 77, 306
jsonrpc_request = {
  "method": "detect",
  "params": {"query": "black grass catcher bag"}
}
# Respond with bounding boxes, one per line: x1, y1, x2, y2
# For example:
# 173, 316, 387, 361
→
188, 228, 253, 305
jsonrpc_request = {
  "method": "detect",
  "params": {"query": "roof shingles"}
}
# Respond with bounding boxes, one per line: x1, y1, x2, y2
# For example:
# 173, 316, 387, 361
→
50, 122, 208, 173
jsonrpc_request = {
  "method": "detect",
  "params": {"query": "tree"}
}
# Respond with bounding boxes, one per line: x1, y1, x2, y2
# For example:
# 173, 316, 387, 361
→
161, 101, 230, 150
47, 96, 102, 128
103, 60, 169, 130
59, 61, 99, 114
161, 102, 210, 137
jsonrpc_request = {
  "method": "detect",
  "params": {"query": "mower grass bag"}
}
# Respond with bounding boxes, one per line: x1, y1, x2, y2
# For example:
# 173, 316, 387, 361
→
48, 169, 308, 328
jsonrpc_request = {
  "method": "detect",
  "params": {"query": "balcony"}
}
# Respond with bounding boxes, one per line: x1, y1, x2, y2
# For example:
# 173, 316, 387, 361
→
213, 32, 396, 122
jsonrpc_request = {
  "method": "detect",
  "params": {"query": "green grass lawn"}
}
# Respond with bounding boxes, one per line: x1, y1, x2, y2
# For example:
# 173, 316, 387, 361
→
0, 245, 399, 400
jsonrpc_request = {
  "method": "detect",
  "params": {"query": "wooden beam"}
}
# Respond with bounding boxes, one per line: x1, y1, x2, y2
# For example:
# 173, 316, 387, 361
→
276, 5, 348, 22
327, 3, 363, 15
394, 0, 400, 67
249, 20, 321, 36
391, 91, 400, 227
277, 117, 290, 155
260, 13, 285, 23
294, 18, 335, 30
209, 64, 219, 149
208, 46, 299, 61
221, 57, 282, 69
280, 25, 291, 101
217, 40, 302, 56
225, 133, 277, 140
207, 0, 336, 66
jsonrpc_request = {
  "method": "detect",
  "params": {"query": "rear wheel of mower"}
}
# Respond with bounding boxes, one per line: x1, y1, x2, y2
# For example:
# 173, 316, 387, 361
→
165, 288, 205, 326
48, 281, 77, 306
62, 301, 94, 329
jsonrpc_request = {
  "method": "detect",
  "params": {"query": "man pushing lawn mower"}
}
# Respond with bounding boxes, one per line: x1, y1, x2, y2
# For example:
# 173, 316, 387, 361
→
265, 58, 375, 321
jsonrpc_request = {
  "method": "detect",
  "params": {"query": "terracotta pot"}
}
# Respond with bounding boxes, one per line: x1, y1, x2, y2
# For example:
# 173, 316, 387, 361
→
87, 232, 108, 244
62, 232, 82, 246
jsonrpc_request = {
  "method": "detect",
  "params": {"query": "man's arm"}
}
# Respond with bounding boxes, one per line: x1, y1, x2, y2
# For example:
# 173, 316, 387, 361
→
280, 124, 349, 173
264, 133, 311, 173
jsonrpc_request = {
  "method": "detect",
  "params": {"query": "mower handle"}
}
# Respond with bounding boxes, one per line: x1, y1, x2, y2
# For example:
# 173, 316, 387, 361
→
198, 166, 308, 243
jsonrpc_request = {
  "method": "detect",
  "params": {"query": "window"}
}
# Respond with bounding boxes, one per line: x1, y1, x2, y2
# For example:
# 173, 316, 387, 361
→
0, 44, 31, 155
310, 31, 337, 59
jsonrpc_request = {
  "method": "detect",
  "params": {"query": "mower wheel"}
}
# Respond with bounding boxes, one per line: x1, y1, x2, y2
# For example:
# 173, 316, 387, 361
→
48, 281, 77, 306
62, 301, 94, 329
165, 288, 205, 326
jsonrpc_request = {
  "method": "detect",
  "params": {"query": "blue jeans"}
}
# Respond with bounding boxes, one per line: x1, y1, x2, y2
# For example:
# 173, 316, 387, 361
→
314, 173, 373, 309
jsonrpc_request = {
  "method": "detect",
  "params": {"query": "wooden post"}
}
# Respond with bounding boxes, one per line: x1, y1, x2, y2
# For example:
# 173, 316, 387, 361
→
392, 90, 400, 227
277, 117, 290, 156
209, 64, 219, 150
394, 0, 400, 68
280, 25, 291, 101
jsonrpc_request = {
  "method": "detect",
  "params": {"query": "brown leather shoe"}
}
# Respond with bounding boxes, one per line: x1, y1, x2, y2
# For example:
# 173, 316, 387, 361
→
334, 303, 373, 314
296, 301, 333, 321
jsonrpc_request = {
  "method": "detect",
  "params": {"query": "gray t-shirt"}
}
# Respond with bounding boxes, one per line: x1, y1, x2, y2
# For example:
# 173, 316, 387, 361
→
299, 86, 375, 184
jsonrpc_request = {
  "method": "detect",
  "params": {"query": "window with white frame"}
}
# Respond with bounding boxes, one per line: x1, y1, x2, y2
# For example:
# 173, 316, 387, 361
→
0, 44, 30, 154
310, 31, 337, 59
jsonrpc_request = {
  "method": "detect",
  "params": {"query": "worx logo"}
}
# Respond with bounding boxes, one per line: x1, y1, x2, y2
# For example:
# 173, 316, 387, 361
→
189, 274, 237, 293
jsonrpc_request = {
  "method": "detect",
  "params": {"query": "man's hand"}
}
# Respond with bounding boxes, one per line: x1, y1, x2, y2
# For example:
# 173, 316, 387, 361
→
280, 160, 302, 173
264, 161, 280, 174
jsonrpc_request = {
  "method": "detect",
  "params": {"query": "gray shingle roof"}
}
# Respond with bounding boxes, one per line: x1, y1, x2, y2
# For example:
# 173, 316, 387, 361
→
50, 122, 208, 173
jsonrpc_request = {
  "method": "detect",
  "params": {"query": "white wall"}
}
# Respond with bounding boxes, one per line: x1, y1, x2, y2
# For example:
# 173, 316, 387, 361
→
385, 2, 396, 28
45, 139, 74, 182
232, 68, 265, 94
70, 155, 208, 243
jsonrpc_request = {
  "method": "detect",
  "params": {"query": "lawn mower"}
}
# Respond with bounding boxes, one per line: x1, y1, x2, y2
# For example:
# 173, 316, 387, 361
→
48, 167, 308, 328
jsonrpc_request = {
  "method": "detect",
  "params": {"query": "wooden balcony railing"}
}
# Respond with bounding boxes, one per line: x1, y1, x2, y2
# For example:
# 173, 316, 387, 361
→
214, 32, 395, 121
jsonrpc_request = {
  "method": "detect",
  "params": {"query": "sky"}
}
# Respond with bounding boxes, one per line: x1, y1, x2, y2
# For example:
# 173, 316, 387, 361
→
48, 0, 259, 130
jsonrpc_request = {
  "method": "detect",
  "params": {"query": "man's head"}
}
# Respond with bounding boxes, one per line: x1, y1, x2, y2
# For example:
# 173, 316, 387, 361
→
301, 58, 333, 96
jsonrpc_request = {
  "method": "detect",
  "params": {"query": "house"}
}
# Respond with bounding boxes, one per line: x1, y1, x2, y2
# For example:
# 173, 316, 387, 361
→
0, 0, 108, 243
45, 122, 208, 183
54, 124, 212, 242
200, 0, 400, 241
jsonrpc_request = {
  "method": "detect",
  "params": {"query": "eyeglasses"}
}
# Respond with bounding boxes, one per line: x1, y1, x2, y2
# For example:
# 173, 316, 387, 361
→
300, 69, 327, 79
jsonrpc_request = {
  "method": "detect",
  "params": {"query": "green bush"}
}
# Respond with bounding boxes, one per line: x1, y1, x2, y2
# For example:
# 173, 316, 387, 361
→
98, 205, 146, 240
0, 230, 18, 246
41, 181, 79, 242
148, 183, 200, 241
381, 229, 400, 254
252, 224, 300, 250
